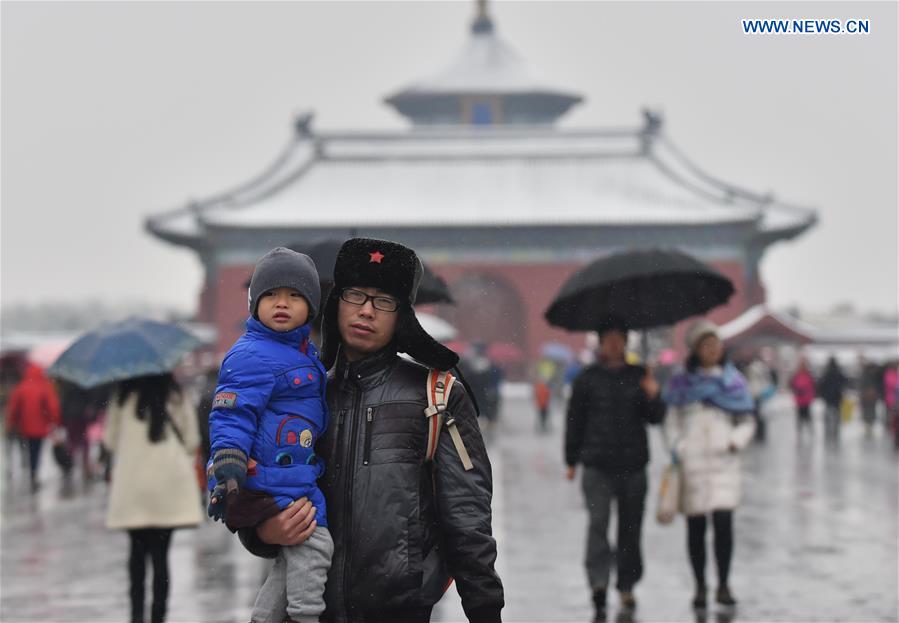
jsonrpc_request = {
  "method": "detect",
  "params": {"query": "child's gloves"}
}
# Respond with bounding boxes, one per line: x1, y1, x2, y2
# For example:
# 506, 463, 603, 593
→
207, 449, 248, 522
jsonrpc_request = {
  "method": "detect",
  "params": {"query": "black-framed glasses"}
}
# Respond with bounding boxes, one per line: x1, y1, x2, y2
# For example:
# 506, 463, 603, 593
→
340, 288, 400, 312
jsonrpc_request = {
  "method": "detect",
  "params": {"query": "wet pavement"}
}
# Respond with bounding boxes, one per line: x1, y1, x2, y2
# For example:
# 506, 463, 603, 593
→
2, 391, 897, 622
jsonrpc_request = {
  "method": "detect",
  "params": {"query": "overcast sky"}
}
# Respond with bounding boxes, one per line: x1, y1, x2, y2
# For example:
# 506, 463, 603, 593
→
2, 1, 897, 317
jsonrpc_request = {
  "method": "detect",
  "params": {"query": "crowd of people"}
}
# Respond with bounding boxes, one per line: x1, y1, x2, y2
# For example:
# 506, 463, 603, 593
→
4, 238, 503, 623
2, 236, 897, 623
559, 324, 898, 623
788, 355, 898, 444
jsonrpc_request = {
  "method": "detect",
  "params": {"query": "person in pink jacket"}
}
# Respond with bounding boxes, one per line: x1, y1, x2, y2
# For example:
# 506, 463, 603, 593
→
789, 358, 816, 436
883, 363, 898, 448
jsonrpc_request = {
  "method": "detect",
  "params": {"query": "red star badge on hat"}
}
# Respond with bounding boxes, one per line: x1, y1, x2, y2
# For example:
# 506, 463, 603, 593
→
369, 251, 385, 264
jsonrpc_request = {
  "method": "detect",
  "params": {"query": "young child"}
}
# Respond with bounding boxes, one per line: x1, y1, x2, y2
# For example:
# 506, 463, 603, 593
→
207, 247, 332, 623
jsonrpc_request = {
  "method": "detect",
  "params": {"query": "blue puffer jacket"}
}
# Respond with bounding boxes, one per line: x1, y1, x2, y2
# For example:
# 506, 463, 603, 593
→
209, 317, 328, 526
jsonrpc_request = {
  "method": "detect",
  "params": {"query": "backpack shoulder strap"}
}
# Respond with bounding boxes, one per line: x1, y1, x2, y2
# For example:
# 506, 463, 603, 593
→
424, 369, 473, 471
424, 369, 450, 462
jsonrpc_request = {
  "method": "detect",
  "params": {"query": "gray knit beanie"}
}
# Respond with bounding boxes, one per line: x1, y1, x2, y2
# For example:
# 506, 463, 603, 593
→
248, 248, 321, 320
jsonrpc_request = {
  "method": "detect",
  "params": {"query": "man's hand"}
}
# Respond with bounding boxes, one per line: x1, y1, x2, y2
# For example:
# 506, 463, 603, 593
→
565, 466, 577, 481
640, 365, 660, 399
256, 497, 317, 546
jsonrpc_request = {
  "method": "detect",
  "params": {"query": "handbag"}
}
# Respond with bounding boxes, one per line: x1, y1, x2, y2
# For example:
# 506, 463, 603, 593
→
52, 441, 74, 473
656, 463, 682, 525
840, 396, 855, 422
51, 428, 73, 474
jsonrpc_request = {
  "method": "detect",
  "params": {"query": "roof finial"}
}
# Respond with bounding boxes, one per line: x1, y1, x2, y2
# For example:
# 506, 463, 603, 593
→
641, 108, 664, 135
472, 0, 494, 34
294, 111, 315, 136
640, 108, 664, 154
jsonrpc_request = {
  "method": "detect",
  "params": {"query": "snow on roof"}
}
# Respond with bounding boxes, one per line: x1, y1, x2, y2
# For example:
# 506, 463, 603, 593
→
799, 313, 899, 345
651, 134, 816, 236
757, 204, 818, 236
388, 27, 579, 99
721, 306, 899, 347
719, 305, 817, 343
202, 153, 760, 228
148, 126, 815, 242
321, 127, 640, 157
146, 137, 318, 246
146, 207, 203, 242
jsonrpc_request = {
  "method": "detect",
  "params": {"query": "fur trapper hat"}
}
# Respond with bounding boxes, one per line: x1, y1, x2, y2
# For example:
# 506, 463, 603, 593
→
320, 238, 458, 371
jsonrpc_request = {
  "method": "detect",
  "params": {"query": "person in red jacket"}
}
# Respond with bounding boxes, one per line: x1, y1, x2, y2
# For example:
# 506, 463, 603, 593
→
789, 358, 816, 438
5, 364, 60, 491
534, 377, 552, 432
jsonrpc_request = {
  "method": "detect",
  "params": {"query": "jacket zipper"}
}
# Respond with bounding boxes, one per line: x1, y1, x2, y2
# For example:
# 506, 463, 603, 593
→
362, 406, 374, 466
331, 409, 347, 470
341, 382, 363, 617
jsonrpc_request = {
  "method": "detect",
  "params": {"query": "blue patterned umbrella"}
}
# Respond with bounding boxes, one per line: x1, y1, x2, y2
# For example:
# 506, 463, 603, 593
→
47, 318, 204, 389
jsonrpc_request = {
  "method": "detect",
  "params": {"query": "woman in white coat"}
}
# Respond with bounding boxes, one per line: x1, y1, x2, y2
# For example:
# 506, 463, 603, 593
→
103, 373, 203, 623
662, 320, 755, 611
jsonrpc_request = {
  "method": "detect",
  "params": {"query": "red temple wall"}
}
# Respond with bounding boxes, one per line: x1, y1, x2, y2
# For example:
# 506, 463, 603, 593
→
205, 258, 761, 371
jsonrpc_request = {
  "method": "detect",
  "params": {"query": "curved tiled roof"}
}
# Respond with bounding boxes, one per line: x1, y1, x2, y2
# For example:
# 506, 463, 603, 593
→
146, 122, 815, 247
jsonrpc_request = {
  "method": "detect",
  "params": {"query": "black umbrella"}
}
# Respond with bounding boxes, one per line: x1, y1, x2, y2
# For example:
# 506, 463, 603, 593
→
416, 265, 454, 306
243, 239, 454, 305
544, 248, 734, 331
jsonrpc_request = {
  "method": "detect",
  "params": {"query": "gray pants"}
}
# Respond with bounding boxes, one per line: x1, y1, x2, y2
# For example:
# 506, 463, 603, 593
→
251, 526, 333, 623
824, 404, 841, 440
581, 467, 647, 593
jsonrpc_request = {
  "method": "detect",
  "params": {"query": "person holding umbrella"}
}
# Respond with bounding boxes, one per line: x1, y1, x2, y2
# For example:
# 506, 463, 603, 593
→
564, 316, 665, 619
662, 320, 756, 611
48, 317, 206, 623
545, 248, 737, 620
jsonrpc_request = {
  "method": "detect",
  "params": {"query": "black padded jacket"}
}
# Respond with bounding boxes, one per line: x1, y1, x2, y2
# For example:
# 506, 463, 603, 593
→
565, 362, 666, 473
239, 348, 503, 623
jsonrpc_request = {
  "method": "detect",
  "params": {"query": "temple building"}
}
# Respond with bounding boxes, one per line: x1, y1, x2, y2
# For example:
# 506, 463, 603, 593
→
146, 1, 817, 372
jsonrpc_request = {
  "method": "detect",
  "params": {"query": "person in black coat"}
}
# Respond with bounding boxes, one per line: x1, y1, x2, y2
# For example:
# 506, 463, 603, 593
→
238, 238, 503, 623
458, 342, 503, 426
565, 318, 665, 621
817, 356, 848, 441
